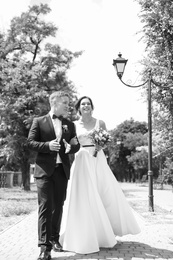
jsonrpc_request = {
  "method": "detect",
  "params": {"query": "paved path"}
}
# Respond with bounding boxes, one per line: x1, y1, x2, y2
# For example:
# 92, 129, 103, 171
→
0, 182, 173, 260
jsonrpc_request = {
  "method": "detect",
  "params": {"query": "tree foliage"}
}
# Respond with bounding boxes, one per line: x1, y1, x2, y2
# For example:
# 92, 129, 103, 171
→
108, 119, 149, 182
136, 0, 173, 126
0, 4, 82, 190
135, 0, 173, 183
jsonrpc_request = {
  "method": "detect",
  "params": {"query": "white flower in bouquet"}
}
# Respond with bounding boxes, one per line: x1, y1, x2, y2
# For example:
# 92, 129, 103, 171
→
88, 128, 112, 157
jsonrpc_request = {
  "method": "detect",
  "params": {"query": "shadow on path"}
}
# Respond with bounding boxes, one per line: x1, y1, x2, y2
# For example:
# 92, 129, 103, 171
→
51, 241, 173, 260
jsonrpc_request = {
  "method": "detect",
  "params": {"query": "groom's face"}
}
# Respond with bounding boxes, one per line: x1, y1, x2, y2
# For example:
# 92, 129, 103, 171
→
54, 96, 69, 117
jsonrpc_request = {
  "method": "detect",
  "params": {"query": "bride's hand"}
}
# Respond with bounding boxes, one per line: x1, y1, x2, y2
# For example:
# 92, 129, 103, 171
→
63, 139, 71, 153
70, 136, 78, 145
95, 144, 102, 151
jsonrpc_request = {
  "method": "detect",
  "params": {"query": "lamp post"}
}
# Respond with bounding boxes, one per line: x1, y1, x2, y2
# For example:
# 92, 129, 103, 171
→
113, 53, 154, 212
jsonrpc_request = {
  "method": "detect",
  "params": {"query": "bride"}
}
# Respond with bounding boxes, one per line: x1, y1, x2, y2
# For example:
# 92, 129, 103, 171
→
59, 96, 140, 254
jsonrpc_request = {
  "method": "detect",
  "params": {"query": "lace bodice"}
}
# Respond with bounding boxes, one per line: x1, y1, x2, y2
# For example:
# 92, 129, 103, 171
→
75, 119, 99, 146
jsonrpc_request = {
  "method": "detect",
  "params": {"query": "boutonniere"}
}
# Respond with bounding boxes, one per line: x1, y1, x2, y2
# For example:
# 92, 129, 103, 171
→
62, 124, 68, 133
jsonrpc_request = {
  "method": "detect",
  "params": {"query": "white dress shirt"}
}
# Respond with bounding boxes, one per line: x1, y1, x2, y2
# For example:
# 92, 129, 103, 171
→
50, 112, 62, 164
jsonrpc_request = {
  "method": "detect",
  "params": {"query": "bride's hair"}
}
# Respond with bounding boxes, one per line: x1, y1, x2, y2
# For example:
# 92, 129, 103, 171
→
75, 96, 94, 115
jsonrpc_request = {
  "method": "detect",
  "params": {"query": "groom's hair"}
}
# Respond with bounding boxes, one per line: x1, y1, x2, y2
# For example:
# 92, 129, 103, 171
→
49, 91, 69, 106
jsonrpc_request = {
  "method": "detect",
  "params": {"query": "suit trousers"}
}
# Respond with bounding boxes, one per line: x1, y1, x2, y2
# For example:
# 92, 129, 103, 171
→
35, 164, 68, 251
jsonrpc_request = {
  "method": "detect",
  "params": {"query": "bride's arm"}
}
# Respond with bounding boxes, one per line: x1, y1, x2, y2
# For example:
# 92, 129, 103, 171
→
96, 119, 110, 151
99, 119, 107, 131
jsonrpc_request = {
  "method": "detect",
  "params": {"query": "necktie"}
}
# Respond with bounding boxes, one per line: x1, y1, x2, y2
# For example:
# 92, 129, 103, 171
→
52, 114, 63, 121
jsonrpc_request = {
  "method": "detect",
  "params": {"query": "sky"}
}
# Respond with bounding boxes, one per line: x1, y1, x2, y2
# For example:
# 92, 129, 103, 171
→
0, 0, 148, 130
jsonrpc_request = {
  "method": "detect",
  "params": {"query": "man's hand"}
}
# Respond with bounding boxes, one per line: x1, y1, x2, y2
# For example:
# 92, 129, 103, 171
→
49, 138, 61, 152
63, 139, 71, 153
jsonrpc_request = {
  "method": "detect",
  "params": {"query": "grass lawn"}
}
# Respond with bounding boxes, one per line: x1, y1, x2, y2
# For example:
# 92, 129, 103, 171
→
0, 184, 38, 233
123, 183, 173, 225
0, 182, 172, 234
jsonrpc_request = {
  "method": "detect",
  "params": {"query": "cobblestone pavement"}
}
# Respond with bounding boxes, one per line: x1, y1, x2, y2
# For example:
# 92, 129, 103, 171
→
0, 182, 173, 260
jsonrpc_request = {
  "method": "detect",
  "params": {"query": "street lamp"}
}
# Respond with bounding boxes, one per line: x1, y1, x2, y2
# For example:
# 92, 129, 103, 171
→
113, 53, 154, 212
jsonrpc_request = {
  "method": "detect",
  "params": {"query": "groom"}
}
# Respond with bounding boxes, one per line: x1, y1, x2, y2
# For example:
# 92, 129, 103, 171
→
27, 91, 80, 260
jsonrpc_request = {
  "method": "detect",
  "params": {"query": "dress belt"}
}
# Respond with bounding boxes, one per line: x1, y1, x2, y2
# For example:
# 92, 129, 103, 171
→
82, 145, 94, 147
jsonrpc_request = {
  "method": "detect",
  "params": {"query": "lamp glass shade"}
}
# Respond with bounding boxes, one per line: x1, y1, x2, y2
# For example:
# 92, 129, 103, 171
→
113, 53, 128, 79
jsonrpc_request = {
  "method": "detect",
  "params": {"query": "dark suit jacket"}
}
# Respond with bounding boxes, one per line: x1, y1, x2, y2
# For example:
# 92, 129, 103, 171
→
27, 114, 80, 179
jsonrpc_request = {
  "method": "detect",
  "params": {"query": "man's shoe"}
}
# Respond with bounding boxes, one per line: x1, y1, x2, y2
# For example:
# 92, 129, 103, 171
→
50, 240, 63, 252
37, 250, 51, 260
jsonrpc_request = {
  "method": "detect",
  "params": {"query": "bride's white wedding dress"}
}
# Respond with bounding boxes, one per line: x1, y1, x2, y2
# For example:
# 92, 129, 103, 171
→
59, 119, 140, 254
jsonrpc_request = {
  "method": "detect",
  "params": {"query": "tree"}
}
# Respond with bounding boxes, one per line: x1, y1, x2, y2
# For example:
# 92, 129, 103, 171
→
108, 119, 148, 182
0, 4, 82, 190
136, 0, 173, 151
162, 158, 173, 191
127, 148, 148, 180
134, 0, 173, 184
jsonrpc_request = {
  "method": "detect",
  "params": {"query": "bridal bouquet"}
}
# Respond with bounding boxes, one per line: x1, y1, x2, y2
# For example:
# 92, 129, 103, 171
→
88, 128, 112, 157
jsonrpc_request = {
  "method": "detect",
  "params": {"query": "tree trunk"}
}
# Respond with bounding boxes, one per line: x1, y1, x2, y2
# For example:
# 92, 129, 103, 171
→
21, 161, 31, 191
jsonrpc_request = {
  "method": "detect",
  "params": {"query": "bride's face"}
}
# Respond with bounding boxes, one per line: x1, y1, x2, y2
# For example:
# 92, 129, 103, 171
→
79, 98, 92, 115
